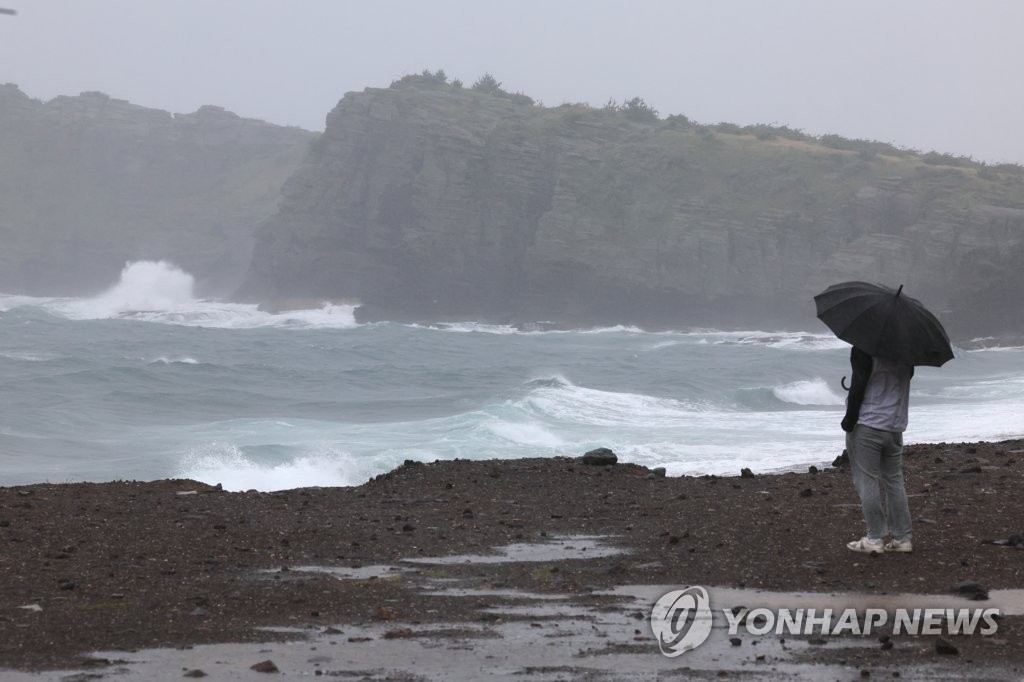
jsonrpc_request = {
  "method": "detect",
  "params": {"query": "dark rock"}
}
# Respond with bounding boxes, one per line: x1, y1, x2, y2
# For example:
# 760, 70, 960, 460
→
740, 468, 754, 478
808, 465, 819, 474
183, 671, 207, 678
383, 628, 414, 639
935, 638, 959, 655
833, 450, 850, 467
799, 488, 814, 498
651, 467, 666, 478
581, 448, 617, 466
982, 533, 1024, 548
250, 659, 279, 673
730, 637, 742, 646
951, 580, 989, 600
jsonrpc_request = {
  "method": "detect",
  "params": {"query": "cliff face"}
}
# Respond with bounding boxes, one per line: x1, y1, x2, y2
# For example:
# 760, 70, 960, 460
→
0, 85, 314, 296
241, 81, 1024, 337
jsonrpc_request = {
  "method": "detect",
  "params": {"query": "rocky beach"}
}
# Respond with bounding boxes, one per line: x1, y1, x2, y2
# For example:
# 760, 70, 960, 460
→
1, 438, 1022, 679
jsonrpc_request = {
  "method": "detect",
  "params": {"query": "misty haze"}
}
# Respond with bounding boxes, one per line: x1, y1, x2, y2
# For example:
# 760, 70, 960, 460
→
1, 2, 1023, 679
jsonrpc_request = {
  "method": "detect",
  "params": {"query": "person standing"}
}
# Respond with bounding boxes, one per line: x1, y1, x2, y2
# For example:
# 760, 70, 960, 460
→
841, 346, 914, 554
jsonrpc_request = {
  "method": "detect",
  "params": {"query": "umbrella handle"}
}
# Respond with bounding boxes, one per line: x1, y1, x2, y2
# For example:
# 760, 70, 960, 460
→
841, 376, 850, 391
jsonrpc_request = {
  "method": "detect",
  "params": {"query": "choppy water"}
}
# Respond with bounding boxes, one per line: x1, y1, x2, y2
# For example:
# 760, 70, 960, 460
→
1, 261, 1021, 491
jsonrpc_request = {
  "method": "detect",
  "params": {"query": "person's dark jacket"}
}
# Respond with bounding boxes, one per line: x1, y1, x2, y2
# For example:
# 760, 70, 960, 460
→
841, 346, 873, 432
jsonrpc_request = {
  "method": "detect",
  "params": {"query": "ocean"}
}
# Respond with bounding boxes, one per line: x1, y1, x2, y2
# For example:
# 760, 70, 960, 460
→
1, 261, 1021, 492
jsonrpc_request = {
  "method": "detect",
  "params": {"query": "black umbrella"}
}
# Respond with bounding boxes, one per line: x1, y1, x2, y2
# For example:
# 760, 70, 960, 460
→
814, 281, 954, 367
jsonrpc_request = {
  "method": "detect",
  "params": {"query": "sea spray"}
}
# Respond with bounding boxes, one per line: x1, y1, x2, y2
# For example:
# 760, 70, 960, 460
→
93, 260, 196, 314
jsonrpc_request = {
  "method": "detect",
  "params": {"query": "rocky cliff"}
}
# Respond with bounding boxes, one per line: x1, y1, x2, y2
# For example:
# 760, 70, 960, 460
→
0, 85, 314, 296
241, 79, 1024, 338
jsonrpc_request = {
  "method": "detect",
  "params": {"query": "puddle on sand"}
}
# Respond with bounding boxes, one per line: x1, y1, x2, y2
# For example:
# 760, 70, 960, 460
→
258, 535, 626, 582
404, 534, 626, 565
260, 564, 414, 580
7, 591, 878, 682
421, 587, 571, 600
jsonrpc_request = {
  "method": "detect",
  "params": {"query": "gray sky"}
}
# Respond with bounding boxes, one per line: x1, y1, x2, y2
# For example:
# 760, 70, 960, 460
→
3, 0, 1023, 165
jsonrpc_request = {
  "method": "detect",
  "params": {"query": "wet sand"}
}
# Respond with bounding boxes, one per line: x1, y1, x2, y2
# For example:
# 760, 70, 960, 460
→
1, 438, 1023, 679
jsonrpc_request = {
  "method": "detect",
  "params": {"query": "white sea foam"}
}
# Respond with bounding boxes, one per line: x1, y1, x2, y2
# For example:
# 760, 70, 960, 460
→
418, 322, 521, 334
910, 400, 1024, 444
416, 322, 649, 335
0, 350, 58, 362
645, 339, 684, 351
149, 356, 200, 365
711, 330, 849, 350
579, 324, 647, 334
772, 378, 846, 406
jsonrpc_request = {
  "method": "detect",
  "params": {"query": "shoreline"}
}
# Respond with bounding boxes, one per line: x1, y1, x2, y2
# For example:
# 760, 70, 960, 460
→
2, 438, 1023, 678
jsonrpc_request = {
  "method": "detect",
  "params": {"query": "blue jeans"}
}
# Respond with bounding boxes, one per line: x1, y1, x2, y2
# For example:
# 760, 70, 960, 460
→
846, 424, 912, 541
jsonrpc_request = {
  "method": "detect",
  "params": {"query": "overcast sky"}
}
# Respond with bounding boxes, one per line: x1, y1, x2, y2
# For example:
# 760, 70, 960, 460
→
3, 0, 1023, 165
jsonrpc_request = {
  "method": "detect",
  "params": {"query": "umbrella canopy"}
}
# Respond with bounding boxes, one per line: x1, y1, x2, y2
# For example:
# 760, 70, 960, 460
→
814, 281, 954, 367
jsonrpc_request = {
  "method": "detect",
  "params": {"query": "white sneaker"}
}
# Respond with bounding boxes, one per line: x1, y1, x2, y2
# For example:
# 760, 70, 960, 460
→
846, 536, 885, 554
884, 537, 913, 553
